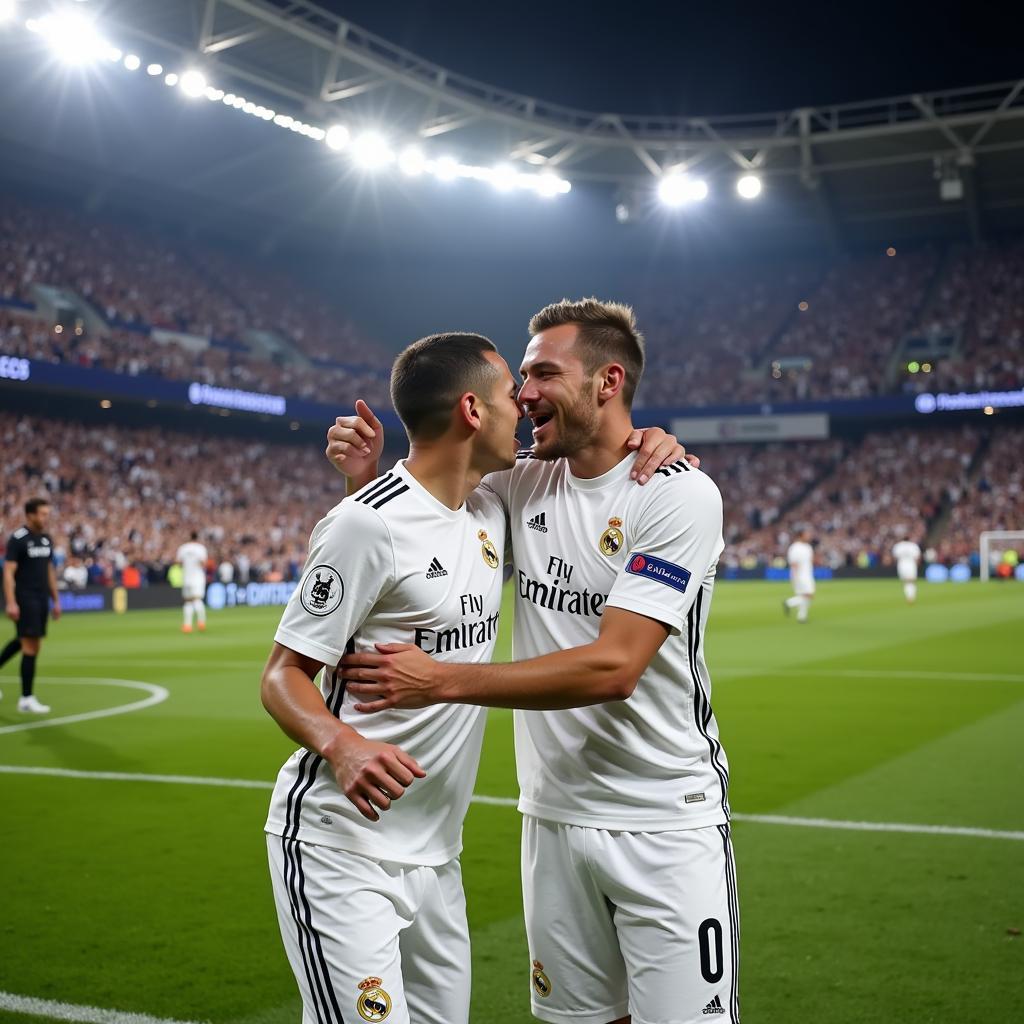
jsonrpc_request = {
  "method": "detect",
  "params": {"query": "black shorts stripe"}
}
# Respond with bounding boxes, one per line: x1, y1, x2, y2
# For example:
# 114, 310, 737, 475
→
371, 483, 409, 509
688, 588, 730, 816
355, 474, 400, 505
282, 836, 330, 1024
718, 824, 741, 1022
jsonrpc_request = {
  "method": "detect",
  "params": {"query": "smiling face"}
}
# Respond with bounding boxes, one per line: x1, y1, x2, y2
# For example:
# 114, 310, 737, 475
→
518, 323, 601, 461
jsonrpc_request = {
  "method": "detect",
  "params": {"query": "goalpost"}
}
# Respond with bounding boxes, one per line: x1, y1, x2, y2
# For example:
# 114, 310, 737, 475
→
978, 530, 1024, 581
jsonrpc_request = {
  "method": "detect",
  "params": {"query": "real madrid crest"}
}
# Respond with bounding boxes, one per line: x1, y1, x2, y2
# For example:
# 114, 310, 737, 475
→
531, 960, 552, 998
356, 977, 392, 1022
599, 517, 624, 557
479, 529, 500, 569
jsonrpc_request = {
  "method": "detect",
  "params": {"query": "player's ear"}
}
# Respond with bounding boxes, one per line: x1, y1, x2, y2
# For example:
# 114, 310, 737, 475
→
457, 392, 484, 433
596, 362, 626, 404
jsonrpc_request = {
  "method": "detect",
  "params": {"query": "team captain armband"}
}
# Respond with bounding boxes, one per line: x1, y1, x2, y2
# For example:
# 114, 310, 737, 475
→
625, 552, 692, 593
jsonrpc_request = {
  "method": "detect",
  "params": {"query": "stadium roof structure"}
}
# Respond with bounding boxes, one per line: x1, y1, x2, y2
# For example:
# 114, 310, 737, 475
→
11, 0, 1024, 248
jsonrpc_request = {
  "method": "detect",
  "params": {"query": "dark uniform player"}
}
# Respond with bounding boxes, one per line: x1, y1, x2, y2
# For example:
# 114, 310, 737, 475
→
2, 497, 61, 713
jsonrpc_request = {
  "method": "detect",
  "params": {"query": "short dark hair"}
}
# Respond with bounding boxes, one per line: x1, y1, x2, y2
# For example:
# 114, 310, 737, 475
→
528, 298, 645, 407
191, 531, 199, 541
25, 497, 50, 516
391, 333, 500, 440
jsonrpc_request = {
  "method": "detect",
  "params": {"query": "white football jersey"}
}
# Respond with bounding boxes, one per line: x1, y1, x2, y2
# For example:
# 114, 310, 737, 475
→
481, 451, 729, 831
892, 540, 921, 580
176, 541, 208, 580
787, 541, 814, 576
265, 461, 507, 866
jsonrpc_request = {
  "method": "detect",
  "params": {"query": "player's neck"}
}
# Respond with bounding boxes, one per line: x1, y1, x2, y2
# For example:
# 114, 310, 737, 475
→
565, 415, 636, 480
404, 444, 479, 511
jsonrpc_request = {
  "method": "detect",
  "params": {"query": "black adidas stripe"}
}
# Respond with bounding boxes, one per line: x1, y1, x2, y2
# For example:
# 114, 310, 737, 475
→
688, 588, 730, 817
371, 483, 409, 509
718, 824, 742, 1022
353, 472, 395, 504
356, 476, 402, 506
655, 459, 690, 477
281, 654, 354, 1024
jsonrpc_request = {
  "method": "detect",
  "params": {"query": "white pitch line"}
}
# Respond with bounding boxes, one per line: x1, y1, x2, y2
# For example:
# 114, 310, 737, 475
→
0, 991, 207, 1024
718, 667, 1024, 683
1, 764, 1021, 840
0, 679, 168, 735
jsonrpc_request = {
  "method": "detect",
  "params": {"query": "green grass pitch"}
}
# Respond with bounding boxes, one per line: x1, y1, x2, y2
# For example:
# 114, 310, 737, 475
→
1, 579, 1022, 1024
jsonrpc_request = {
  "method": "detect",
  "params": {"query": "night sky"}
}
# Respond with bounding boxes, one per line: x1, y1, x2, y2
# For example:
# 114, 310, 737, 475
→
315, 0, 1020, 116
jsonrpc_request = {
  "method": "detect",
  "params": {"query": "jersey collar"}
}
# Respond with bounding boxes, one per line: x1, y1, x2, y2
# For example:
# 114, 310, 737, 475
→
565, 453, 635, 492
393, 460, 467, 522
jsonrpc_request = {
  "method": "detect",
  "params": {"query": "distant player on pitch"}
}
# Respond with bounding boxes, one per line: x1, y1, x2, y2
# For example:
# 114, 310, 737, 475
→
2, 497, 60, 713
892, 538, 922, 603
333, 299, 739, 1024
176, 531, 208, 633
784, 527, 816, 623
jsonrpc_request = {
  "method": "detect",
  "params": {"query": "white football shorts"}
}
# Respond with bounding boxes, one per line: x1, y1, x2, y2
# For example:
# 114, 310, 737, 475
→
267, 836, 471, 1024
791, 572, 815, 596
522, 816, 740, 1024
182, 574, 206, 600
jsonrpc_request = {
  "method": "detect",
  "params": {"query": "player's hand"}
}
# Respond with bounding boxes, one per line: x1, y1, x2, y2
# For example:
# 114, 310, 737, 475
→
342, 643, 443, 712
325, 400, 384, 483
626, 427, 698, 484
5, 601, 19, 622
51, 600, 61, 621
323, 731, 426, 823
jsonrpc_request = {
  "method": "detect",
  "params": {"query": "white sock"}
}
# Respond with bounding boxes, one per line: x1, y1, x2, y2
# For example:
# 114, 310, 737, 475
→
184, 602, 194, 628
903, 582, 916, 603
194, 599, 206, 625
796, 597, 810, 622
785, 596, 801, 608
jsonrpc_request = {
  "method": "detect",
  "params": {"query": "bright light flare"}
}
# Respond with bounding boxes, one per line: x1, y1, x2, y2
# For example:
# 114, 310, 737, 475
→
736, 174, 762, 199
179, 69, 207, 99
146, 63, 162, 77
123, 53, 140, 71
434, 155, 459, 181
36, 12, 110, 65
490, 164, 518, 191
0, 0, 17, 25
398, 146, 426, 176
351, 131, 393, 169
325, 125, 349, 151
658, 173, 708, 207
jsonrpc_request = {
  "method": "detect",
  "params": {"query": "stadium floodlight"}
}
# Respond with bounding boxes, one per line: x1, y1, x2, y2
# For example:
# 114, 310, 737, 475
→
490, 164, 518, 192
325, 125, 349, 151
658, 172, 707, 207
352, 131, 393, 169
0, 0, 16, 25
179, 70, 207, 99
36, 11, 110, 64
736, 174, 762, 199
165, 72, 179, 87
434, 155, 460, 181
123, 53, 140, 71
273, 113, 293, 128
523, 153, 547, 166
106, 47, 122, 63
535, 172, 562, 198
615, 202, 630, 224
205, 87, 225, 102
398, 145, 426, 176
146, 63, 162, 77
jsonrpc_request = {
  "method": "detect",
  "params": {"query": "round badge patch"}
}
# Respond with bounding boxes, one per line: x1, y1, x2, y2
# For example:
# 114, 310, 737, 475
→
356, 978, 392, 1021
531, 960, 552, 998
299, 564, 344, 616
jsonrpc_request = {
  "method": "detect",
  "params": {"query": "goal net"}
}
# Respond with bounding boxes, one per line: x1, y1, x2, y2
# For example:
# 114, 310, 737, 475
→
979, 530, 1024, 581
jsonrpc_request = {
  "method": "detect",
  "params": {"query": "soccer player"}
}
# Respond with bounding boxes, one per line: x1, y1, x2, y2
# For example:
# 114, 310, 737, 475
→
2, 497, 60, 713
176, 532, 208, 633
892, 537, 922, 603
331, 299, 739, 1024
784, 527, 815, 623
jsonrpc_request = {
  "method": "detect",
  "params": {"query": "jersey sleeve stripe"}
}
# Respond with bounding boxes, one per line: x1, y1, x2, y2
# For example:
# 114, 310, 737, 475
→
353, 473, 396, 504
371, 483, 410, 509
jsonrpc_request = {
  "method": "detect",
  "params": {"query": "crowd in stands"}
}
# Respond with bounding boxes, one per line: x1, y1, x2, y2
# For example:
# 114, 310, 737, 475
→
716, 425, 986, 569
0, 411, 346, 588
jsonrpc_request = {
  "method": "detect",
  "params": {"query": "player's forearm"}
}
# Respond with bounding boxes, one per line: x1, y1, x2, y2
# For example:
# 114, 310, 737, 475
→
48, 566, 59, 602
345, 463, 380, 497
261, 664, 351, 755
437, 643, 636, 710
3, 565, 15, 605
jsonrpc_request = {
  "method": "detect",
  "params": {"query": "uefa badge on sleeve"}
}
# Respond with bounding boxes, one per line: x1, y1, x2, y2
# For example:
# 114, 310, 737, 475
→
299, 564, 344, 616
356, 977, 392, 1021
479, 529, 500, 569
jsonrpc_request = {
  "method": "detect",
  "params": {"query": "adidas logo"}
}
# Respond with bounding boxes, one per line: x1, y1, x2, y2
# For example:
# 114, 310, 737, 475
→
702, 995, 725, 1015
426, 557, 448, 579
527, 511, 548, 533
